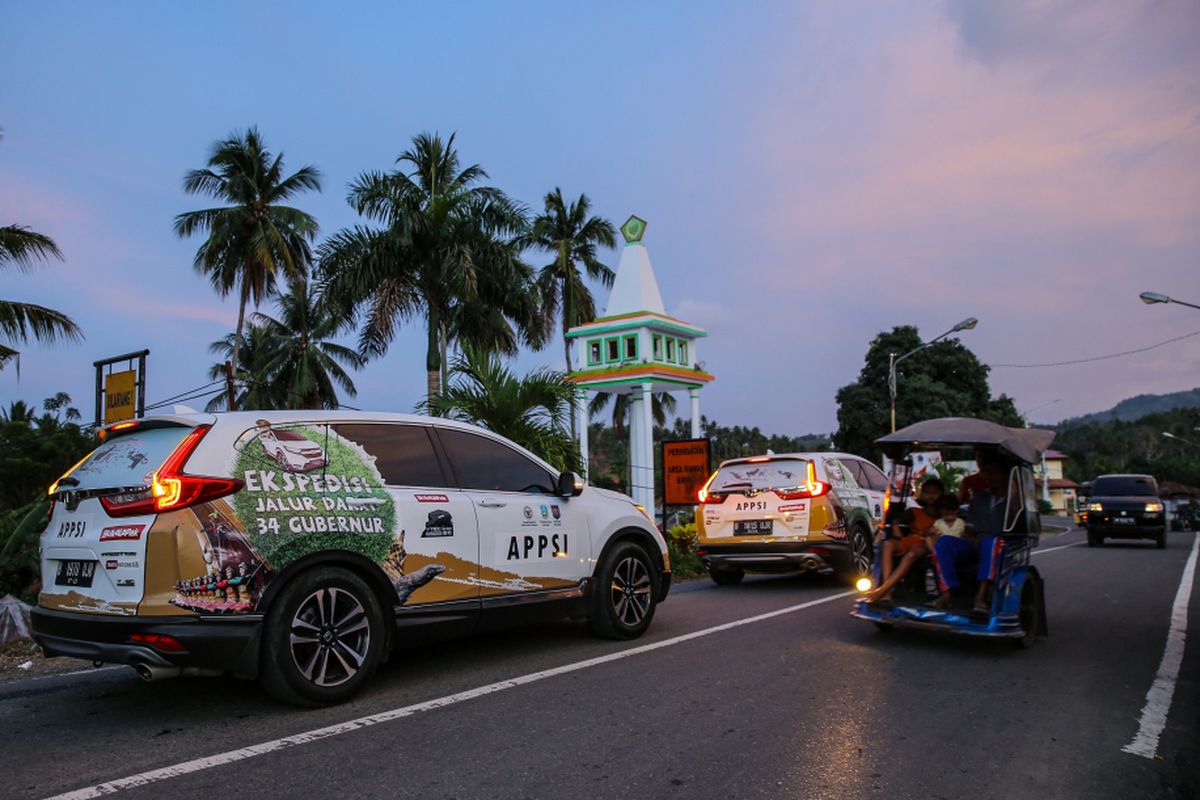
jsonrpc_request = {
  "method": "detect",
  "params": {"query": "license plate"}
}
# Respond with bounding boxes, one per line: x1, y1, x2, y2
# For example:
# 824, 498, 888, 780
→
55, 560, 97, 588
734, 520, 773, 536
1114, 517, 1135, 525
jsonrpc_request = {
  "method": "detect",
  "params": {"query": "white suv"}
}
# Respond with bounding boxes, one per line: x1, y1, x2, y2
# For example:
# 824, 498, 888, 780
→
34, 411, 670, 705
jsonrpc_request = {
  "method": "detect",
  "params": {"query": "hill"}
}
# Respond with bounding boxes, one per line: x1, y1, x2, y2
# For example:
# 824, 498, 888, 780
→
1058, 388, 1200, 428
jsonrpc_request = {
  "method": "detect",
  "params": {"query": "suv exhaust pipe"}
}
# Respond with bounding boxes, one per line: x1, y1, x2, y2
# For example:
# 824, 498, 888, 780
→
134, 664, 182, 682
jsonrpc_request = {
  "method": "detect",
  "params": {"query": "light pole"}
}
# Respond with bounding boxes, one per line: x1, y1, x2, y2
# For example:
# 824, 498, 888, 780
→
1163, 431, 1200, 448
889, 317, 978, 432
1140, 292, 1200, 311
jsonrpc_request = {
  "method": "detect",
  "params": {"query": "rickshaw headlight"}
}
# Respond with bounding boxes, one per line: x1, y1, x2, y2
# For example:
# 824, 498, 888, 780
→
1145, 502, 1164, 513
1088, 502, 1103, 512
855, 577, 873, 593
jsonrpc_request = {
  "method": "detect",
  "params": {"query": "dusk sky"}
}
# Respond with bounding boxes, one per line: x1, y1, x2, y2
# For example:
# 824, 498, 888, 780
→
3, 1, 1198, 435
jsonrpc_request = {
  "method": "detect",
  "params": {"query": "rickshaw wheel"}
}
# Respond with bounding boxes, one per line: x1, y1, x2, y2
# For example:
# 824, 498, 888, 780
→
1014, 579, 1041, 649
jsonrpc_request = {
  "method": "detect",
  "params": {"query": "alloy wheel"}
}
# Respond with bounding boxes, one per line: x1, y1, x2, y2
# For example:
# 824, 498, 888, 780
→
288, 587, 371, 687
610, 555, 652, 626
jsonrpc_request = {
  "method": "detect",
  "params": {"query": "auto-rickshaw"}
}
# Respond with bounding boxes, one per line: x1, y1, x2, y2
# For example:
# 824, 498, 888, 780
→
850, 417, 1052, 647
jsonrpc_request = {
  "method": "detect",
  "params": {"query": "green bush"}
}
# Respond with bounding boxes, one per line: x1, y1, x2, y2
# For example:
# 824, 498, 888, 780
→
666, 522, 704, 580
0, 500, 50, 603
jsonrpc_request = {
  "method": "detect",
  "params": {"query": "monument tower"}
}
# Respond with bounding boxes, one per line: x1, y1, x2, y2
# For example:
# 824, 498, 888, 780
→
565, 215, 715, 511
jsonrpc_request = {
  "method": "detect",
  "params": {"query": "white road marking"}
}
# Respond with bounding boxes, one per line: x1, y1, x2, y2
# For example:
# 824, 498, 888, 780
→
44, 589, 856, 800
1033, 541, 1084, 556
1122, 532, 1199, 759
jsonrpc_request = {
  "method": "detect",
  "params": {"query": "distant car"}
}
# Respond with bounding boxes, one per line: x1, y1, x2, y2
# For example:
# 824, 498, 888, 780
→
695, 452, 887, 585
258, 426, 328, 472
1086, 474, 1166, 549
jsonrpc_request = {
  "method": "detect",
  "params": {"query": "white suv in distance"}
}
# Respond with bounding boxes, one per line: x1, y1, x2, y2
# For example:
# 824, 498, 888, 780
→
34, 411, 670, 705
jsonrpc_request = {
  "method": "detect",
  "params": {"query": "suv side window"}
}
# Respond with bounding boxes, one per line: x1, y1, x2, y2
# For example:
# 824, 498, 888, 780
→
849, 458, 889, 492
333, 424, 448, 488
437, 428, 556, 494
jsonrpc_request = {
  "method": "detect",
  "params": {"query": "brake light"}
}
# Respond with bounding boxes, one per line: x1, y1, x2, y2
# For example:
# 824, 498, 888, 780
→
697, 471, 726, 504
101, 425, 243, 517
773, 462, 830, 500
882, 490, 891, 520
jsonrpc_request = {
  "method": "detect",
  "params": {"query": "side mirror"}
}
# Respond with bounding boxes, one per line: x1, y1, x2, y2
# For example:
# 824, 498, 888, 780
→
558, 471, 585, 498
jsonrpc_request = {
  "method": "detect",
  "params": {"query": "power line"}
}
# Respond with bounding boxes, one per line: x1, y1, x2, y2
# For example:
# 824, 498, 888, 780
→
991, 329, 1200, 368
143, 380, 225, 411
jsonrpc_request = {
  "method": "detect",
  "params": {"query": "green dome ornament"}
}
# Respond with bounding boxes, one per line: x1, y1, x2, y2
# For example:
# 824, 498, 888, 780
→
620, 215, 647, 243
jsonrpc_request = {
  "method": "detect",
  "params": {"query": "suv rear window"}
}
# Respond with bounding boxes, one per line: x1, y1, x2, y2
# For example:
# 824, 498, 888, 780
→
1092, 475, 1158, 496
712, 459, 808, 492
62, 427, 192, 490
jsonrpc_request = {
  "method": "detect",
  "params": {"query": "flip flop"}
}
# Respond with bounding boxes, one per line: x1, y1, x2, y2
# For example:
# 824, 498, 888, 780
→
972, 600, 991, 614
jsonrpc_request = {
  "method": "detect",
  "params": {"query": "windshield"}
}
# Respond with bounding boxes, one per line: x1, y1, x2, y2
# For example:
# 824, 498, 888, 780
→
711, 459, 808, 492
59, 427, 192, 491
1092, 475, 1158, 497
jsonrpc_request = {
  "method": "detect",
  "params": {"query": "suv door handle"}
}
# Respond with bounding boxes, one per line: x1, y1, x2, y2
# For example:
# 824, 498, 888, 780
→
478, 499, 507, 508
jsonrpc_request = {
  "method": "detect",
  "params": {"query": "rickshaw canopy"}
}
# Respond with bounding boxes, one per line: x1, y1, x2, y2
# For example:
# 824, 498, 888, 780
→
875, 417, 1055, 465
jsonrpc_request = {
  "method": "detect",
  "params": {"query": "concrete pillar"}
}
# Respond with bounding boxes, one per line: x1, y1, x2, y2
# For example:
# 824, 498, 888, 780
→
576, 389, 589, 479
627, 388, 644, 506
641, 381, 655, 511
690, 387, 701, 439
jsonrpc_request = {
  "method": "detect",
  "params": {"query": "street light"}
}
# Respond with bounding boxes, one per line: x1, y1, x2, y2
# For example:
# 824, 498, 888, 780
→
1163, 431, 1200, 448
1140, 291, 1200, 311
889, 317, 978, 432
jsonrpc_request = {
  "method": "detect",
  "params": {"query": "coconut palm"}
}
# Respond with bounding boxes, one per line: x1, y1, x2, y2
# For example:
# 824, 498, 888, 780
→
206, 323, 279, 412
319, 132, 542, 403
253, 277, 365, 409
175, 127, 321, 383
1, 133, 84, 369
588, 390, 678, 437
423, 345, 579, 471
526, 188, 616, 373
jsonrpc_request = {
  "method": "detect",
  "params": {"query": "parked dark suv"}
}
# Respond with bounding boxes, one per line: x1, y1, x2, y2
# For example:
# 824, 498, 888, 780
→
1086, 474, 1167, 549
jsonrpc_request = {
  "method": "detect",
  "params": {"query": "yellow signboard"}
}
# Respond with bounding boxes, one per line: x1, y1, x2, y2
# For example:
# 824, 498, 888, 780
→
104, 370, 137, 424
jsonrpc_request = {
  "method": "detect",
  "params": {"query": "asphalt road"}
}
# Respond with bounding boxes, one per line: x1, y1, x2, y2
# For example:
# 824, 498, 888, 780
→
2, 527, 1196, 800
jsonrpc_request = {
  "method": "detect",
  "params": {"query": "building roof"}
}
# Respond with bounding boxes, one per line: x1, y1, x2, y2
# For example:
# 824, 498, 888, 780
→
1035, 477, 1079, 490
604, 240, 666, 317
1044, 449, 1070, 460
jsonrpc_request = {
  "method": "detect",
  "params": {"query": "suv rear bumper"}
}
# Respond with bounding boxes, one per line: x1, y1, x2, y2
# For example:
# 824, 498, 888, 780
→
698, 541, 852, 574
31, 606, 262, 678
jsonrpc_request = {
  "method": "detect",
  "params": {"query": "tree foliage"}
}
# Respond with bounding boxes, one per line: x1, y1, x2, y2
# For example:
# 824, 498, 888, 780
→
319, 132, 543, 403
0, 393, 94, 511
0, 134, 84, 369
175, 127, 322, 381
834, 326, 1020, 459
207, 278, 363, 411
1055, 407, 1200, 488
422, 345, 580, 472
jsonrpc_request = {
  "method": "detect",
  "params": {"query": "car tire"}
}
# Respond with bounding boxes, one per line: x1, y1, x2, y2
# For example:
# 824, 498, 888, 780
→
1156, 528, 1167, 550
1014, 578, 1041, 649
709, 567, 745, 586
260, 566, 385, 707
589, 541, 658, 640
841, 525, 874, 586
1087, 531, 1102, 547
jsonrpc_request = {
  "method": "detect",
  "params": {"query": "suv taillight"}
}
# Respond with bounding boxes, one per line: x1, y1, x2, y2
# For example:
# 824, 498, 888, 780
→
100, 425, 243, 517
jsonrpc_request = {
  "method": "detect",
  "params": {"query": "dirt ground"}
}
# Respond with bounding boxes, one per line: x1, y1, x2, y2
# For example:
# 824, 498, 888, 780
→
0, 638, 95, 683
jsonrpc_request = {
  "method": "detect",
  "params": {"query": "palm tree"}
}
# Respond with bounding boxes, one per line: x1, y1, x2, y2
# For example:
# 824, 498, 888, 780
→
320, 132, 542, 403
526, 188, 616, 374
589, 391, 678, 437
423, 345, 580, 471
174, 127, 321, 384
253, 277, 365, 409
206, 323, 278, 412
205, 280, 364, 411
1, 134, 84, 370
